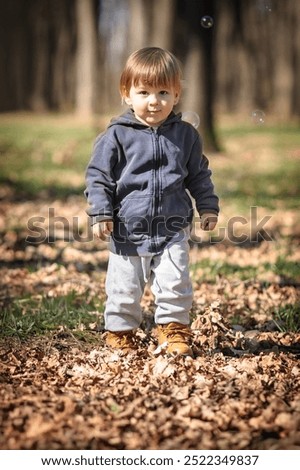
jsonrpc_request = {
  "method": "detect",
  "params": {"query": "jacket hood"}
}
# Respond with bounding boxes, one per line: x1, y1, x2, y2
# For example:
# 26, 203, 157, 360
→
107, 108, 182, 129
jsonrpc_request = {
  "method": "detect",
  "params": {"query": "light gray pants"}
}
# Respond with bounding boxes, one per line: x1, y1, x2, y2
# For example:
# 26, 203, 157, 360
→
104, 232, 193, 331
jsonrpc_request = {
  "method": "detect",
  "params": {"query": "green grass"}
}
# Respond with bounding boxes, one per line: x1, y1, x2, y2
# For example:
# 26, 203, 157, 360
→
0, 119, 98, 197
217, 123, 300, 148
0, 293, 104, 339
191, 259, 259, 282
215, 123, 300, 210
273, 304, 300, 333
191, 256, 300, 284
0, 117, 299, 205
269, 257, 300, 282
215, 164, 300, 209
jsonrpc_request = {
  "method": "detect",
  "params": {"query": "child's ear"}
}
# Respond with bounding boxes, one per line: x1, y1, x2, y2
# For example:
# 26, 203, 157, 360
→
174, 92, 180, 105
120, 86, 131, 106
121, 86, 132, 106
124, 95, 132, 106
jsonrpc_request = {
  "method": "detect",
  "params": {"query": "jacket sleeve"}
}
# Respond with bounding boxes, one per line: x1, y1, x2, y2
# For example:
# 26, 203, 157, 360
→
84, 133, 118, 225
185, 135, 219, 216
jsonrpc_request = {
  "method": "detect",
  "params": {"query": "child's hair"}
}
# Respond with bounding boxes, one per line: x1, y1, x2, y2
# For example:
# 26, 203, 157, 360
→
120, 47, 183, 97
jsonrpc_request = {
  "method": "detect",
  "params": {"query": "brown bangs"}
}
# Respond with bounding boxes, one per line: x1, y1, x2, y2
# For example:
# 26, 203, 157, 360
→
120, 47, 182, 96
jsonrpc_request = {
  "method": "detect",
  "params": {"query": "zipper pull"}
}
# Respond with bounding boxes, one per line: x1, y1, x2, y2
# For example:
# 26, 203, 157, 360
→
151, 127, 159, 139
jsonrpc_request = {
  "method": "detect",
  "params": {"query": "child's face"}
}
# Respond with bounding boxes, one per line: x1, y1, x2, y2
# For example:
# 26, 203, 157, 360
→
124, 82, 179, 127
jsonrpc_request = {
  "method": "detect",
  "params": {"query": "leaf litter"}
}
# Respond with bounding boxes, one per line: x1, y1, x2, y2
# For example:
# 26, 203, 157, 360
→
1, 305, 299, 450
0, 189, 300, 450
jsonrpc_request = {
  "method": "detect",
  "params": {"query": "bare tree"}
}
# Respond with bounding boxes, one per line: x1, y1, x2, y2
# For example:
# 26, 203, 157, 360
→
174, 0, 220, 151
1, 0, 299, 123
0, 0, 28, 111
128, 0, 175, 51
148, 0, 175, 50
128, 0, 150, 51
214, 0, 300, 120
75, 0, 98, 117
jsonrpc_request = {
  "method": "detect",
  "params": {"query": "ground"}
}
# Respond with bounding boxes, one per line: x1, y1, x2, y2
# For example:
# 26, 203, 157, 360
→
0, 115, 299, 450
1, 323, 299, 450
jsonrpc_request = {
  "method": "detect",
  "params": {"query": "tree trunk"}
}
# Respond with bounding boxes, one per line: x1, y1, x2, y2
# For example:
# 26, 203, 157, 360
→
1, 0, 299, 121
128, 0, 150, 52
29, 3, 49, 111
0, 0, 29, 111
50, 0, 76, 111
174, 0, 220, 152
291, 1, 300, 115
149, 0, 174, 50
271, 2, 295, 118
75, 0, 98, 117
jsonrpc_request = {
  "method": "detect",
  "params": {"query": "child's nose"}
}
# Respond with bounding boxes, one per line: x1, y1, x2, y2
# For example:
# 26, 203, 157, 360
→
149, 94, 159, 105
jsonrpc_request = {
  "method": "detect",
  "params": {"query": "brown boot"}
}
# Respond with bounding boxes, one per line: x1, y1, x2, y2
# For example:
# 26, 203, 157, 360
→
105, 330, 138, 353
156, 322, 193, 356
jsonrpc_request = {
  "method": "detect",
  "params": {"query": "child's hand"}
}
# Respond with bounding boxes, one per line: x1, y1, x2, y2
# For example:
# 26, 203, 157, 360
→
92, 220, 114, 240
200, 213, 218, 231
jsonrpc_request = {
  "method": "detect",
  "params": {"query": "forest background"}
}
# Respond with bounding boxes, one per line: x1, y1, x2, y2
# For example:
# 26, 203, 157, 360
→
0, 0, 300, 452
1, 0, 300, 146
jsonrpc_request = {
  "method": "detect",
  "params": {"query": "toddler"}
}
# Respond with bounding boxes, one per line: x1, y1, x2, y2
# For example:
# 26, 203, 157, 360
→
85, 47, 219, 356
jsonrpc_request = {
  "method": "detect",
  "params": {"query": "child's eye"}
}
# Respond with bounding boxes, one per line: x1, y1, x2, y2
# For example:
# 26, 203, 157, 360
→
138, 90, 148, 96
160, 91, 169, 96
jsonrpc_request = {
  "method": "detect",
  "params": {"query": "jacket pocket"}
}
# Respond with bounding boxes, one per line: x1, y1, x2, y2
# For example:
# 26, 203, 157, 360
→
160, 190, 193, 233
116, 195, 153, 236
161, 190, 193, 218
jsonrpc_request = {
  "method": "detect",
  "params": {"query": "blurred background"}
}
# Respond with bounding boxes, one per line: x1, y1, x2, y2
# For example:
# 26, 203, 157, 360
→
1, 0, 300, 149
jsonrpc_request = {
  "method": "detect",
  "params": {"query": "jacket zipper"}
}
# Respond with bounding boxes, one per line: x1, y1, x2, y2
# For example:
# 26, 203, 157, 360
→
151, 128, 161, 251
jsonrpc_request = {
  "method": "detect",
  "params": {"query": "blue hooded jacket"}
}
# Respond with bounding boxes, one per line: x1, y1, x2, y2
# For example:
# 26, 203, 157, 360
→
85, 109, 219, 255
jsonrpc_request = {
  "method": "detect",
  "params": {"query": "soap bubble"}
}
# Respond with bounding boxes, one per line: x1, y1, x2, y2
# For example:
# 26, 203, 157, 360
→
251, 109, 266, 125
182, 111, 200, 129
201, 16, 214, 28
256, 0, 272, 14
